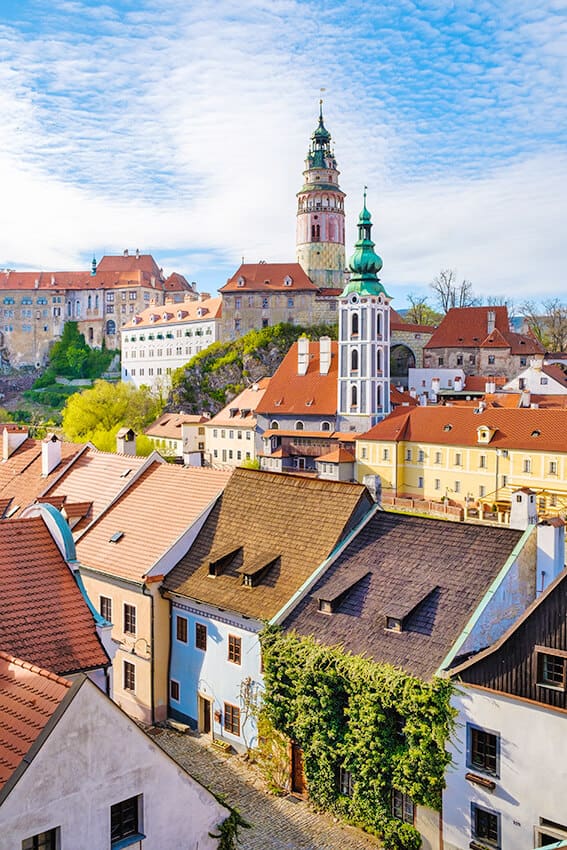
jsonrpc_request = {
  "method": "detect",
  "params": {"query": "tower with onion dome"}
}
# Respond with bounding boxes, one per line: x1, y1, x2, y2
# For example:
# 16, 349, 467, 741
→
337, 190, 392, 431
296, 101, 346, 288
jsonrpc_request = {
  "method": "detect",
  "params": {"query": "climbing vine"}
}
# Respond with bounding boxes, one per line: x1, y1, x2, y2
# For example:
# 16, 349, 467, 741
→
209, 808, 250, 850
259, 626, 455, 850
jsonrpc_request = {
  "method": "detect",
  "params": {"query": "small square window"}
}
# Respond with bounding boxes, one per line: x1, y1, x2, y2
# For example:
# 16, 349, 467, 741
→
224, 702, 240, 736
537, 650, 566, 689
471, 803, 500, 848
170, 679, 180, 702
228, 634, 242, 664
392, 789, 414, 824
467, 725, 499, 776
176, 615, 188, 643
338, 767, 354, 796
111, 794, 143, 846
195, 622, 207, 651
488, 355, 495, 365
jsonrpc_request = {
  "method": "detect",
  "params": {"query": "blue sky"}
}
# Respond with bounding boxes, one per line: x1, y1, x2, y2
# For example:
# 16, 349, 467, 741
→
1, 0, 566, 307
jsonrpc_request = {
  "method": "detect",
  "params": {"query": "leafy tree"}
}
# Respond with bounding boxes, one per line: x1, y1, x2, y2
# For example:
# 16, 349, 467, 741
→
404, 295, 442, 327
430, 269, 477, 313
43, 321, 114, 381
62, 380, 164, 446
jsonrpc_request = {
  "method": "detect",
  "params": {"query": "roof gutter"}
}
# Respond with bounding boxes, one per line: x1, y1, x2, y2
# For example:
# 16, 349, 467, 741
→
436, 524, 535, 675
270, 502, 379, 626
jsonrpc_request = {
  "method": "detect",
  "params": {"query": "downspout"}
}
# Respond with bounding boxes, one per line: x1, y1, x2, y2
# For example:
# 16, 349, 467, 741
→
142, 582, 156, 726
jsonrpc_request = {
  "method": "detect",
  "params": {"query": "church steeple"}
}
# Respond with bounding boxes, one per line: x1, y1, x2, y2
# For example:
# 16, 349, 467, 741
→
296, 102, 346, 289
337, 191, 391, 431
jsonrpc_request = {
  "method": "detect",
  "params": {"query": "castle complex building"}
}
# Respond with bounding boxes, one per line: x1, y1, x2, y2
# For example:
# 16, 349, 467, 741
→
296, 101, 346, 289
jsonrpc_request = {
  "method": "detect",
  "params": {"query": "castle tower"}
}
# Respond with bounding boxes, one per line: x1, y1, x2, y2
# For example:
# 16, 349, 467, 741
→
337, 191, 391, 432
296, 102, 346, 288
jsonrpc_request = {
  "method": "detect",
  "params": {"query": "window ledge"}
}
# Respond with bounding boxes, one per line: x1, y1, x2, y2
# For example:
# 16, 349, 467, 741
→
469, 842, 497, 850
465, 772, 496, 791
112, 833, 146, 850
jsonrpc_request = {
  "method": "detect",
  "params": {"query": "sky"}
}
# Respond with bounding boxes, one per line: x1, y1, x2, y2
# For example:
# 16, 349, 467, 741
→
0, 0, 566, 308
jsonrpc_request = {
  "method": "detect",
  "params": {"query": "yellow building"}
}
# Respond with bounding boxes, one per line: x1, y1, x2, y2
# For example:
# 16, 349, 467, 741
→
356, 406, 567, 516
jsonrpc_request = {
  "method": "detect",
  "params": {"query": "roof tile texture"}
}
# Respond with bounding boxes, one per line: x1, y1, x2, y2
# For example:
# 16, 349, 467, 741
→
0, 518, 109, 675
76, 463, 232, 581
424, 306, 543, 354
220, 263, 319, 292
284, 511, 524, 679
163, 468, 371, 620
0, 652, 70, 790
256, 341, 338, 417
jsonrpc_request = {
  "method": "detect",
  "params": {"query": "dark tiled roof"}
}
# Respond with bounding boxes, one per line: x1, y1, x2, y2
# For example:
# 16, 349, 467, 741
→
0, 652, 71, 791
0, 518, 109, 676
163, 468, 372, 620
283, 511, 524, 680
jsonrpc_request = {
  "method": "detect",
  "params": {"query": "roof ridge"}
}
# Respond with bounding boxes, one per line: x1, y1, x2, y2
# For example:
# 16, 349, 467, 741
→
0, 651, 72, 688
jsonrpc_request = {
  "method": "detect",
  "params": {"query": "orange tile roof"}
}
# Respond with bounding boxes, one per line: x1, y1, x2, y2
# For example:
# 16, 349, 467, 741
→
316, 447, 355, 463
129, 296, 222, 330
424, 306, 544, 355
0, 652, 71, 791
96, 253, 162, 276
0, 440, 83, 518
462, 375, 507, 391
0, 517, 109, 675
390, 385, 418, 406
207, 379, 271, 427
39, 447, 149, 529
220, 263, 319, 292
360, 405, 567, 452
163, 468, 372, 620
75, 463, 232, 581
542, 363, 567, 388
256, 341, 338, 416
145, 412, 209, 440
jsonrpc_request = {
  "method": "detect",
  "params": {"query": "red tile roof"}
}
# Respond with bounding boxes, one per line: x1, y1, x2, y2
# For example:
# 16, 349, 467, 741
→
0, 440, 83, 518
316, 447, 355, 463
256, 341, 338, 416
96, 253, 162, 276
75, 463, 232, 581
360, 405, 567, 452
220, 263, 319, 292
424, 306, 544, 355
0, 517, 109, 675
145, 412, 209, 440
390, 308, 435, 333
542, 363, 567, 388
0, 652, 71, 791
129, 296, 222, 330
207, 379, 271, 427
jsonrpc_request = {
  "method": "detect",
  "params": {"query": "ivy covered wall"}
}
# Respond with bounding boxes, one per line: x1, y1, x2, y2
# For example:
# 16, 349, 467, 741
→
260, 626, 455, 850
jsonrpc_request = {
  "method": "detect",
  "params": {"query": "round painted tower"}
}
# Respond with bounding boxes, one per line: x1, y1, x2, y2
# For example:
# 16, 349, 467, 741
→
296, 102, 346, 289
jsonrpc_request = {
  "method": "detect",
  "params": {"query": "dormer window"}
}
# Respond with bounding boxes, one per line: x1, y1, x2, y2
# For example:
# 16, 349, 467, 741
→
318, 599, 333, 614
284, 276, 293, 287
237, 276, 245, 287
386, 617, 402, 632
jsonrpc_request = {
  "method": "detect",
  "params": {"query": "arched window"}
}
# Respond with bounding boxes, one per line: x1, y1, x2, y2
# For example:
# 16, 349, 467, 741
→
270, 421, 279, 430
87, 295, 92, 310
377, 385, 382, 407
376, 313, 381, 336
376, 349, 382, 372
295, 421, 304, 431
351, 349, 359, 371
321, 421, 331, 432
106, 319, 116, 335
351, 385, 357, 408
351, 313, 359, 336
95, 294, 99, 310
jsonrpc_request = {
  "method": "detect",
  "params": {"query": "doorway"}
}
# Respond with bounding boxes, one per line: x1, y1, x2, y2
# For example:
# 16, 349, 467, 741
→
198, 694, 212, 735
290, 741, 307, 796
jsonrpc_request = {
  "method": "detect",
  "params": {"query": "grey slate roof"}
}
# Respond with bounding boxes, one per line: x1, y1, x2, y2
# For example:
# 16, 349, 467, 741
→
283, 511, 525, 680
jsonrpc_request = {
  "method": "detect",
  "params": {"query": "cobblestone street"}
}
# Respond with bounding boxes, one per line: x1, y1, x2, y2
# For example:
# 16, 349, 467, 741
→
148, 727, 381, 850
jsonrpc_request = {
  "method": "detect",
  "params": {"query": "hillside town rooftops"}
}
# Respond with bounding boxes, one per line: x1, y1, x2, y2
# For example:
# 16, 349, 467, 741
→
256, 341, 338, 417
128, 296, 222, 330
145, 412, 209, 441
424, 306, 544, 355
207, 379, 270, 427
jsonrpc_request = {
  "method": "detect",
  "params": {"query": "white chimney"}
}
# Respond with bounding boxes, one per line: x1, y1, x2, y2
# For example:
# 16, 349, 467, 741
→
116, 427, 136, 456
362, 474, 382, 504
510, 488, 537, 530
519, 390, 531, 408
485, 380, 496, 394
409, 387, 417, 399
478, 400, 487, 412
537, 518, 566, 593
487, 309, 496, 334
419, 394, 427, 406
42, 433, 61, 476
319, 336, 332, 375
431, 377, 441, 394
297, 336, 309, 376
454, 375, 463, 392
2, 425, 29, 461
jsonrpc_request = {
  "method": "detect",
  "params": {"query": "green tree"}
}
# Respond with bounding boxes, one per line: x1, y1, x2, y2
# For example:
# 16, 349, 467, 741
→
404, 295, 442, 327
62, 380, 164, 445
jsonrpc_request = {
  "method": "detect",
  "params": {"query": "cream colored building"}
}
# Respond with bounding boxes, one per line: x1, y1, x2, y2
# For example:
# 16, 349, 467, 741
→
121, 294, 222, 390
205, 379, 270, 467
356, 406, 567, 517
145, 412, 209, 462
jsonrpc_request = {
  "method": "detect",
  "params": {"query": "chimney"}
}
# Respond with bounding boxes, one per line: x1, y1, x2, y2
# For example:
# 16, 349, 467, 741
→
431, 377, 441, 394
91, 256, 97, 276
319, 336, 332, 375
509, 488, 537, 530
362, 474, 382, 504
454, 375, 463, 392
487, 309, 496, 334
124, 249, 129, 257
478, 400, 487, 412
297, 336, 309, 376
116, 427, 136, 456
2, 425, 29, 461
485, 380, 496, 394
419, 394, 427, 406
409, 387, 417, 399
136, 248, 140, 259
537, 518, 566, 593
42, 433, 61, 476
519, 390, 531, 408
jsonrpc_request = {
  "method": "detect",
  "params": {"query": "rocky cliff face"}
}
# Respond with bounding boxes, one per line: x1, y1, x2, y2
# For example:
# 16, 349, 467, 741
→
168, 322, 336, 415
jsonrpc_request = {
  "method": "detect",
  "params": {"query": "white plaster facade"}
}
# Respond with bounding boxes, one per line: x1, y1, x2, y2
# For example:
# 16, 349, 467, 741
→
443, 685, 567, 850
0, 676, 228, 850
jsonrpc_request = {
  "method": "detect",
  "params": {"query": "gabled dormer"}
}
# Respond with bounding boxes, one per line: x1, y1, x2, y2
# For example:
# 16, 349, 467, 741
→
477, 424, 496, 444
